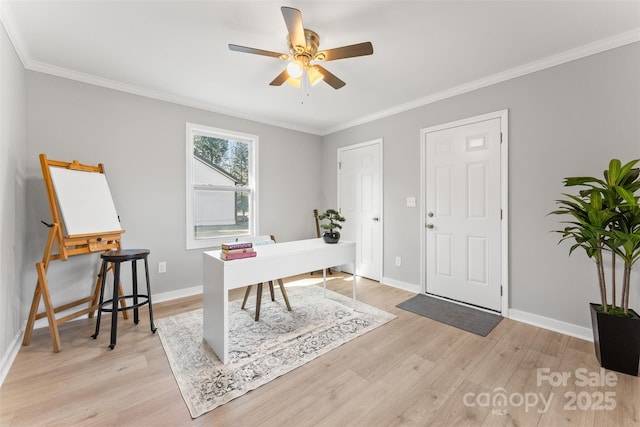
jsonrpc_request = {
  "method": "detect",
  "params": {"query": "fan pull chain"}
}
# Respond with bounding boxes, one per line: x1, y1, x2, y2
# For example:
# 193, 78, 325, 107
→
301, 68, 308, 104
305, 69, 311, 99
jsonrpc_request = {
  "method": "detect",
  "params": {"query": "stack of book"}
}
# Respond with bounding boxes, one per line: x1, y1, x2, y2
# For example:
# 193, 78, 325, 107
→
220, 241, 257, 261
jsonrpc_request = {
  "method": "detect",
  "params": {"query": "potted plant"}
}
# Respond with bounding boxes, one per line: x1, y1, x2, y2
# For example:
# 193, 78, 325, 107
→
318, 209, 346, 244
550, 158, 640, 376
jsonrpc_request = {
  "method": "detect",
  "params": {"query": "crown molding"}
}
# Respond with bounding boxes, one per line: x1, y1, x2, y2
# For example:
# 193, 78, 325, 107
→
2, 2, 637, 137
26, 59, 324, 135
323, 28, 640, 135
0, 1, 29, 68
0, 2, 323, 135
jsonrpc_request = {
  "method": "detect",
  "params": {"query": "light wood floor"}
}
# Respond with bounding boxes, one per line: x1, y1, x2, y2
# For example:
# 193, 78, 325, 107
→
1, 274, 638, 426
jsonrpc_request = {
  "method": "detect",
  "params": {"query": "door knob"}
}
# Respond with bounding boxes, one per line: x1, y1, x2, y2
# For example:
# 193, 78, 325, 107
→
372, 217, 380, 221
426, 223, 434, 229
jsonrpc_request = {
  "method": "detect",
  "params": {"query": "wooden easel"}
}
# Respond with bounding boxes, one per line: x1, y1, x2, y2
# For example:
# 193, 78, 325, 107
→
22, 154, 127, 352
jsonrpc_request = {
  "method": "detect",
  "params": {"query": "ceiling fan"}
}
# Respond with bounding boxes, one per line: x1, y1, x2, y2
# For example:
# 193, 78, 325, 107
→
229, 6, 373, 90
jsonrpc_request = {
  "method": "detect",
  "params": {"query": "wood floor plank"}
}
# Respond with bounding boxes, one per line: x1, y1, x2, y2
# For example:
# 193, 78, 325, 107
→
1, 273, 638, 426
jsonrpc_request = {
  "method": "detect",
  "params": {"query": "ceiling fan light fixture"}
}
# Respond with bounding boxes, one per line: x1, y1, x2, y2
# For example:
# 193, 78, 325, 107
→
229, 7, 373, 91
285, 76, 302, 88
307, 66, 324, 86
286, 61, 303, 78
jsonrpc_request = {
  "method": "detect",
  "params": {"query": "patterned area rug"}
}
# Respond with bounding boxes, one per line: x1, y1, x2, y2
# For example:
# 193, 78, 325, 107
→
156, 284, 396, 418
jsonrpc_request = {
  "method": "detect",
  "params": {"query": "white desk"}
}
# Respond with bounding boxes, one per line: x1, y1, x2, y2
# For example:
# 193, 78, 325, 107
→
202, 238, 356, 364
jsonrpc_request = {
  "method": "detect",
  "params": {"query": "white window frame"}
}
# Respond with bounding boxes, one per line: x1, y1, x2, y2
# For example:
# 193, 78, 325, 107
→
185, 122, 258, 249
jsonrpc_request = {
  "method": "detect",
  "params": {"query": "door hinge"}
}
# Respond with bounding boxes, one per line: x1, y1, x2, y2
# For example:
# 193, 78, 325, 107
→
499, 133, 503, 144
500, 286, 503, 296
500, 209, 503, 220
338, 162, 341, 170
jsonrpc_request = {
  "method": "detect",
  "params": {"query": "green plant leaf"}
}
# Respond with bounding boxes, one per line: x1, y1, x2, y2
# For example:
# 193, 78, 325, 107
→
607, 159, 621, 186
615, 186, 638, 207
619, 159, 640, 180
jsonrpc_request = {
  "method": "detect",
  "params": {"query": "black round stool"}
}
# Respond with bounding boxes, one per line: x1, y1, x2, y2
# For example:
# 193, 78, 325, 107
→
92, 249, 156, 349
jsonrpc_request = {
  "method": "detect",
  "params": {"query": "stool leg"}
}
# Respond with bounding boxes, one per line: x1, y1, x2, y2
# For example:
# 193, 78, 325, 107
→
92, 260, 108, 339
109, 261, 120, 350
143, 256, 156, 333
132, 260, 139, 325
269, 282, 275, 301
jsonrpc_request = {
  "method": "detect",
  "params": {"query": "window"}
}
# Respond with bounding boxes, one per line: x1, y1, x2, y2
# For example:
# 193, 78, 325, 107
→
186, 123, 258, 249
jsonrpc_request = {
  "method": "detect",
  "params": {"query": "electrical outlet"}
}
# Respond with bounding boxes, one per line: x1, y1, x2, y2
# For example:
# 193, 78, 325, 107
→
395, 256, 402, 267
158, 261, 167, 274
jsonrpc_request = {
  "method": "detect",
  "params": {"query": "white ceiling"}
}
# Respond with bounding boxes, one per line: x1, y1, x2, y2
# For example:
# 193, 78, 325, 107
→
3, 1, 639, 135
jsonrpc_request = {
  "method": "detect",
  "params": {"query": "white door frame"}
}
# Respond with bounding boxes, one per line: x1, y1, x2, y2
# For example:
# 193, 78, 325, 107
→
419, 110, 509, 316
337, 138, 384, 281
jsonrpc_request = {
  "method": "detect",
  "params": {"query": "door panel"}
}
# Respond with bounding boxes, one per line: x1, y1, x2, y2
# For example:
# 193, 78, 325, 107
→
338, 141, 382, 281
425, 118, 501, 311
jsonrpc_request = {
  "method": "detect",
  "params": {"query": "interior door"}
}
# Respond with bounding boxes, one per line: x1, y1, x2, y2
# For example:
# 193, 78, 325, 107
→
338, 140, 382, 281
425, 118, 502, 311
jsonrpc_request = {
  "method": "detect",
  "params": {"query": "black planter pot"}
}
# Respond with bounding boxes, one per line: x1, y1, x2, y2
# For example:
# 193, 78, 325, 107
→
322, 231, 340, 244
589, 303, 640, 376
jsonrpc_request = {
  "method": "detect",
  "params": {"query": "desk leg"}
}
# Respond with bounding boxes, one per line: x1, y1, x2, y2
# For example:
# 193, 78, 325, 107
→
322, 268, 327, 298
203, 257, 229, 364
352, 261, 357, 308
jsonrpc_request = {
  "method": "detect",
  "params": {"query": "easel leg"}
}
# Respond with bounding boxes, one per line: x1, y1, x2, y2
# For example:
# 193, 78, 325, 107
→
118, 280, 129, 320
37, 261, 61, 352
24, 223, 61, 350
22, 277, 43, 347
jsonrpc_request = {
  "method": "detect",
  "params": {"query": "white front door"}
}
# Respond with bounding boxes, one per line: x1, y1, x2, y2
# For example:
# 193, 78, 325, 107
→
338, 140, 382, 281
423, 116, 504, 312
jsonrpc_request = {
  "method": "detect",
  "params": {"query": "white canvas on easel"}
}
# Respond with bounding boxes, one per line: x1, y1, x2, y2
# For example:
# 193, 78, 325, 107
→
49, 167, 122, 237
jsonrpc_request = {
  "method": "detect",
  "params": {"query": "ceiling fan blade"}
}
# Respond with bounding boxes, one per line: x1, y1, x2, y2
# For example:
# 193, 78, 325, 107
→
313, 65, 346, 89
315, 42, 374, 61
269, 69, 289, 86
281, 7, 306, 52
229, 44, 286, 59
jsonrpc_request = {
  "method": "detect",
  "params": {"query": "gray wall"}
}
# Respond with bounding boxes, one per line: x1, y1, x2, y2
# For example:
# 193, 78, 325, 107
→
322, 42, 640, 329
24, 72, 322, 314
1, 27, 638, 381
0, 22, 27, 376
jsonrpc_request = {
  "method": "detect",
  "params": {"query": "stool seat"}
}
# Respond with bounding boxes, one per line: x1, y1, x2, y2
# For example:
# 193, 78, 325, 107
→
92, 248, 156, 349
101, 249, 150, 261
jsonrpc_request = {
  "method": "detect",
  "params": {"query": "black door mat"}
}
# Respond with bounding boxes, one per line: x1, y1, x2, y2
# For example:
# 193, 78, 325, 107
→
396, 294, 502, 337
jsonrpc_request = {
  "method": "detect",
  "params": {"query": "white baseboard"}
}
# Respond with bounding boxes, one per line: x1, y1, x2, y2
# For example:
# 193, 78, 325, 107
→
30, 284, 204, 330
379, 276, 594, 342
3, 283, 595, 390
2, 284, 205, 389
0, 323, 26, 388
152, 284, 203, 303
381, 276, 421, 294
508, 308, 593, 342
